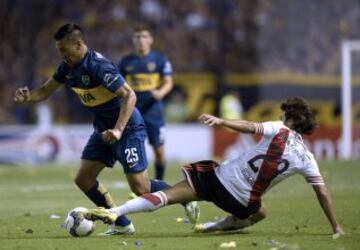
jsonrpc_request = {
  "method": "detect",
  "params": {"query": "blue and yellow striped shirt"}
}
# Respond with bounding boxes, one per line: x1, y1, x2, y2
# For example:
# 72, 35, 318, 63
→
53, 49, 144, 132
118, 51, 172, 111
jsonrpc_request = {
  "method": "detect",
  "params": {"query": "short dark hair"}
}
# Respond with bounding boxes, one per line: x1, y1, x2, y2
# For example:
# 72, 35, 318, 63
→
134, 24, 152, 34
54, 23, 83, 41
280, 97, 317, 135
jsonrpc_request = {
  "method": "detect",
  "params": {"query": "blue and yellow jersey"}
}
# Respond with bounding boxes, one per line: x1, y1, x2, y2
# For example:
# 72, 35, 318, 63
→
53, 49, 144, 132
118, 51, 172, 111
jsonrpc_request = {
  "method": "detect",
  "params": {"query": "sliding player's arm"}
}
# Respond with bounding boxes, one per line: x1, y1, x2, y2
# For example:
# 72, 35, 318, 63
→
14, 78, 62, 104
151, 75, 173, 100
199, 114, 257, 134
102, 82, 137, 144
312, 184, 344, 237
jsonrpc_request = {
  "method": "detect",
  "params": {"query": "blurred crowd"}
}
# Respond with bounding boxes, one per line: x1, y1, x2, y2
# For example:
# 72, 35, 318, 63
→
1, 0, 360, 124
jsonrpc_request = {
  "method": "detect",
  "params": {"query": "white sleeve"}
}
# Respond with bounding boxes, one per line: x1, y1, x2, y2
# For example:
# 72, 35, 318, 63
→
299, 158, 324, 186
254, 121, 282, 137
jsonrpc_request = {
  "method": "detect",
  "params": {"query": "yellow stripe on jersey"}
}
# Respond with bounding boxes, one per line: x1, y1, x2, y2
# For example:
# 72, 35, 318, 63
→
71, 85, 117, 107
126, 73, 161, 91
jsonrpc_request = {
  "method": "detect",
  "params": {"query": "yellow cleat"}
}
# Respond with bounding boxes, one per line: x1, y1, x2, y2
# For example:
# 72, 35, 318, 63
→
83, 207, 118, 225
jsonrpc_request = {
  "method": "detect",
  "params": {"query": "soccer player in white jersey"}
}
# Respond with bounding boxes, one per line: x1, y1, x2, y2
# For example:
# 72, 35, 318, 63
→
84, 97, 344, 237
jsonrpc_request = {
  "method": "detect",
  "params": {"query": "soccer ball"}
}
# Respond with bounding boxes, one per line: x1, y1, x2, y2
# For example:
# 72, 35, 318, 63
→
64, 207, 95, 237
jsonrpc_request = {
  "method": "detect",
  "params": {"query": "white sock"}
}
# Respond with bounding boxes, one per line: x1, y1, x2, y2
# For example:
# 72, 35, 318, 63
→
110, 191, 168, 217
204, 215, 252, 231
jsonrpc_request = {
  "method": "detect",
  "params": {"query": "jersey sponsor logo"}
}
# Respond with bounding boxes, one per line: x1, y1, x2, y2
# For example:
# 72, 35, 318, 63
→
147, 62, 157, 72
66, 74, 73, 79
241, 167, 256, 185
81, 75, 90, 85
71, 85, 117, 107
125, 73, 161, 91
104, 73, 120, 87
79, 92, 96, 103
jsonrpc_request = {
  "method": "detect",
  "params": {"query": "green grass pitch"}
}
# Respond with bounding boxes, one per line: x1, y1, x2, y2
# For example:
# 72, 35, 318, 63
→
0, 161, 359, 250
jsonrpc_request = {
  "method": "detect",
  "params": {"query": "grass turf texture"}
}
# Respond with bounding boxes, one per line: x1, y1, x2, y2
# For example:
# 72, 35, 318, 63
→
0, 161, 359, 250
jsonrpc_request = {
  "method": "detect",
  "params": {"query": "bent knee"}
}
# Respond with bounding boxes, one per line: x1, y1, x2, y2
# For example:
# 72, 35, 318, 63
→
74, 174, 95, 192
254, 206, 267, 221
131, 183, 151, 196
74, 174, 83, 187
257, 210, 267, 220
259, 205, 267, 218
249, 206, 267, 223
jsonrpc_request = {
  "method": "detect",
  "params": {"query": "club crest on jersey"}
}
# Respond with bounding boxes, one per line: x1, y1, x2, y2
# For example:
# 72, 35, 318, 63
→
147, 62, 156, 72
125, 66, 133, 72
81, 75, 90, 85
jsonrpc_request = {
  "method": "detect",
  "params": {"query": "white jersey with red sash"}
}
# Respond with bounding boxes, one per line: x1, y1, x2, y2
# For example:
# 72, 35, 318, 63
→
215, 121, 324, 206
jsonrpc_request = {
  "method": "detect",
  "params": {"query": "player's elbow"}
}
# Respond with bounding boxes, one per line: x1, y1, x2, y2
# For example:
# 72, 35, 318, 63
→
123, 88, 137, 105
130, 90, 137, 104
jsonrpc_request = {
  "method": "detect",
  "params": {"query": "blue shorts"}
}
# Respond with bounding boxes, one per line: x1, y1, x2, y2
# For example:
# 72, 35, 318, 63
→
141, 102, 165, 148
81, 129, 148, 173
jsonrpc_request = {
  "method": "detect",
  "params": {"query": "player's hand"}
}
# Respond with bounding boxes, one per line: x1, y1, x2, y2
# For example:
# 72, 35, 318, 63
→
199, 114, 223, 126
14, 87, 31, 104
102, 129, 122, 144
332, 225, 345, 239
151, 89, 163, 100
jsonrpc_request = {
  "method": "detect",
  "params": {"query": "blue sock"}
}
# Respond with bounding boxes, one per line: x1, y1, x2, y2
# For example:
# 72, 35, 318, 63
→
150, 179, 171, 193
155, 162, 166, 180
85, 181, 131, 226
114, 215, 131, 227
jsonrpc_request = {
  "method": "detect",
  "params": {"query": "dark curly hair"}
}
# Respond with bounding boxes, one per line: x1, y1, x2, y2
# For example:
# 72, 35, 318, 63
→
54, 23, 83, 41
280, 97, 317, 135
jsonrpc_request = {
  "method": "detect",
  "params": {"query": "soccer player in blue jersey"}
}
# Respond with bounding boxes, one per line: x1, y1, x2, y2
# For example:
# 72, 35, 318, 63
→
14, 24, 198, 235
118, 25, 173, 180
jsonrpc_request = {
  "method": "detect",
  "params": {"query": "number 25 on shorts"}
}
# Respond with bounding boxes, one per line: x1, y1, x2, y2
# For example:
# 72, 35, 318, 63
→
125, 148, 139, 167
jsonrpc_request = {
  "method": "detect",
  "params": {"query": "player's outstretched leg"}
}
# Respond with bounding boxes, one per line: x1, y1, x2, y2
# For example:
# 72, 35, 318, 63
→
76, 160, 134, 235
126, 170, 200, 224
194, 206, 267, 233
85, 180, 201, 224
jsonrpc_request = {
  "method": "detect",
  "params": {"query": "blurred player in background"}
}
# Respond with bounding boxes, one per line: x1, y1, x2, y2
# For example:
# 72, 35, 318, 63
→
118, 25, 173, 180
14, 23, 197, 235
220, 89, 243, 120
85, 97, 344, 238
